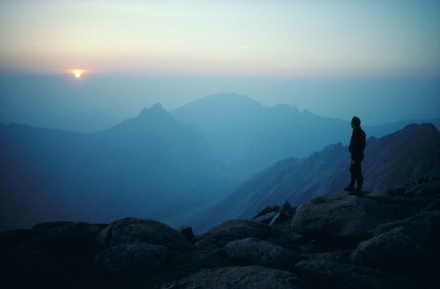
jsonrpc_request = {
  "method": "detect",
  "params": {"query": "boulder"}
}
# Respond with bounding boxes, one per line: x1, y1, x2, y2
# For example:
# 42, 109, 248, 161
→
404, 181, 440, 197
291, 192, 418, 244
178, 226, 195, 242
32, 221, 77, 231
194, 219, 281, 249
91, 222, 115, 252
19, 222, 102, 255
419, 199, 440, 213
279, 200, 296, 215
350, 211, 440, 284
252, 205, 280, 219
373, 210, 440, 242
94, 243, 167, 273
222, 238, 303, 270
106, 218, 191, 249
350, 227, 435, 272
160, 266, 308, 289
294, 259, 411, 289
269, 212, 282, 226
254, 212, 277, 224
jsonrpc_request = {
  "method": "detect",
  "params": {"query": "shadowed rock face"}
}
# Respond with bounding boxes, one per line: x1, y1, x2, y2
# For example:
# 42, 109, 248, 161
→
291, 191, 419, 245
222, 238, 303, 270
160, 266, 308, 289
106, 218, 192, 249
94, 243, 167, 273
350, 210, 440, 278
19, 222, 103, 255
194, 219, 281, 249
1, 178, 439, 288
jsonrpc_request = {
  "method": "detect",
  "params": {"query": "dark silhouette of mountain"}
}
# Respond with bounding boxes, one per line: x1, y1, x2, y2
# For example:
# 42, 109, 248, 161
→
186, 123, 440, 232
0, 104, 238, 232
172, 93, 350, 178
366, 117, 440, 138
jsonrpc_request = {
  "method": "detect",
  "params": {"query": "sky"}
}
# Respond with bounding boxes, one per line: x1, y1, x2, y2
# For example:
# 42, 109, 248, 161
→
1, 0, 440, 131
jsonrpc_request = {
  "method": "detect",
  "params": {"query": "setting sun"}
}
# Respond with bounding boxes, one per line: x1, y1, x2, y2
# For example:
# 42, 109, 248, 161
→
74, 70, 82, 78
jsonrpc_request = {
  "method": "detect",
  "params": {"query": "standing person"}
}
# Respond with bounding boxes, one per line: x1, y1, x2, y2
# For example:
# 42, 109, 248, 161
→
344, 116, 366, 194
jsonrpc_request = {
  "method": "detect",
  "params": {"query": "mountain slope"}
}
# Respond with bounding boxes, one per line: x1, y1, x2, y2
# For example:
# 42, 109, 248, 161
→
172, 93, 350, 178
0, 104, 237, 232
187, 123, 440, 232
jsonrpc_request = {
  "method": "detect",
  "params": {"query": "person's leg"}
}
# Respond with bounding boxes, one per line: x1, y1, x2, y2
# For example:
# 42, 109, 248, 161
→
344, 163, 356, 191
356, 163, 363, 192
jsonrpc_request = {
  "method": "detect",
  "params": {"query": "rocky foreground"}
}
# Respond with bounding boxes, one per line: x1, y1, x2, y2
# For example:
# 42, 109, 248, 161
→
1, 178, 439, 289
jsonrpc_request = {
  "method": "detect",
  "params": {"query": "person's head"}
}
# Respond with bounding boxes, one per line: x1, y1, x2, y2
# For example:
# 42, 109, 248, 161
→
351, 116, 361, 129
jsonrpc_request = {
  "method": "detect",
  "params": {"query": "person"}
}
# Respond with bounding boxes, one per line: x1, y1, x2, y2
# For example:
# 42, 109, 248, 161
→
344, 116, 366, 194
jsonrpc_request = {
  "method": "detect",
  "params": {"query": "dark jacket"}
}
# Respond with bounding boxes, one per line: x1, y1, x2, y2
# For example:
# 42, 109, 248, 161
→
349, 127, 366, 162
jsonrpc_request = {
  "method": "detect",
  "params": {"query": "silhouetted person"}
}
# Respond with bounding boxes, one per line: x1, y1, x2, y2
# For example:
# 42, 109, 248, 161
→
344, 116, 366, 194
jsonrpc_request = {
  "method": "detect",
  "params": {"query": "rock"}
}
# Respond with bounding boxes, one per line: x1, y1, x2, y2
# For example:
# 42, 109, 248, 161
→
254, 211, 277, 224
269, 212, 281, 226
222, 238, 303, 270
291, 192, 418, 245
178, 226, 194, 242
194, 219, 281, 249
252, 205, 280, 219
404, 181, 440, 197
374, 210, 440, 241
94, 243, 167, 273
91, 222, 115, 252
302, 250, 352, 263
299, 242, 316, 253
419, 199, 440, 213
294, 259, 411, 289
107, 218, 191, 249
19, 222, 102, 255
279, 200, 295, 215
0, 229, 45, 248
350, 226, 439, 286
351, 210, 440, 284
32, 221, 76, 231
160, 266, 308, 289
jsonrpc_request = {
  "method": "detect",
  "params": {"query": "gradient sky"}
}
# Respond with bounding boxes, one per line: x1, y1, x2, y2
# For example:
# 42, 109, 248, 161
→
1, 0, 439, 77
0, 0, 440, 131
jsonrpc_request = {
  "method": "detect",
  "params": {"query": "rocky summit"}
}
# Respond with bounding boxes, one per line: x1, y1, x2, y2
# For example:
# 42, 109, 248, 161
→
1, 178, 439, 289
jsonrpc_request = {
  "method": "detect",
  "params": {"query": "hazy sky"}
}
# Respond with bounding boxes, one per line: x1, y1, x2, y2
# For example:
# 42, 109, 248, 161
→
0, 0, 439, 131
2, 0, 439, 77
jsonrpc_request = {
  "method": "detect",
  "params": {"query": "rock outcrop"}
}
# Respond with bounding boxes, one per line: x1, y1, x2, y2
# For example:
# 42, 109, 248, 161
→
1, 179, 439, 288
160, 266, 308, 289
291, 192, 419, 245
94, 243, 167, 272
223, 238, 303, 270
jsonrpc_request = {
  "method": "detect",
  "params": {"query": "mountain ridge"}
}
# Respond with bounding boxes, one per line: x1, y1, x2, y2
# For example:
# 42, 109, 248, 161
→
172, 93, 349, 178
182, 123, 440, 233
0, 104, 237, 232
172, 93, 440, 179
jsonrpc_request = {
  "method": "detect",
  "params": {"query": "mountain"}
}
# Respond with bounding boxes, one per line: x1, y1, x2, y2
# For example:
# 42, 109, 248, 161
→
186, 123, 440, 232
0, 104, 238, 232
172, 93, 440, 180
172, 93, 350, 179
366, 117, 440, 138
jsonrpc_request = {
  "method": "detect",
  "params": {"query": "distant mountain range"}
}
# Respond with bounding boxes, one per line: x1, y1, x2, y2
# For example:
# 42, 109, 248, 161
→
0, 104, 238, 232
182, 123, 440, 232
172, 93, 440, 179
1, 93, 439, 233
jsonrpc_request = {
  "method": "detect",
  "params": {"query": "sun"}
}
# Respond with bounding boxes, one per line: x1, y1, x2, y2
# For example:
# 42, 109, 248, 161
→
73, 70, 82, 78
